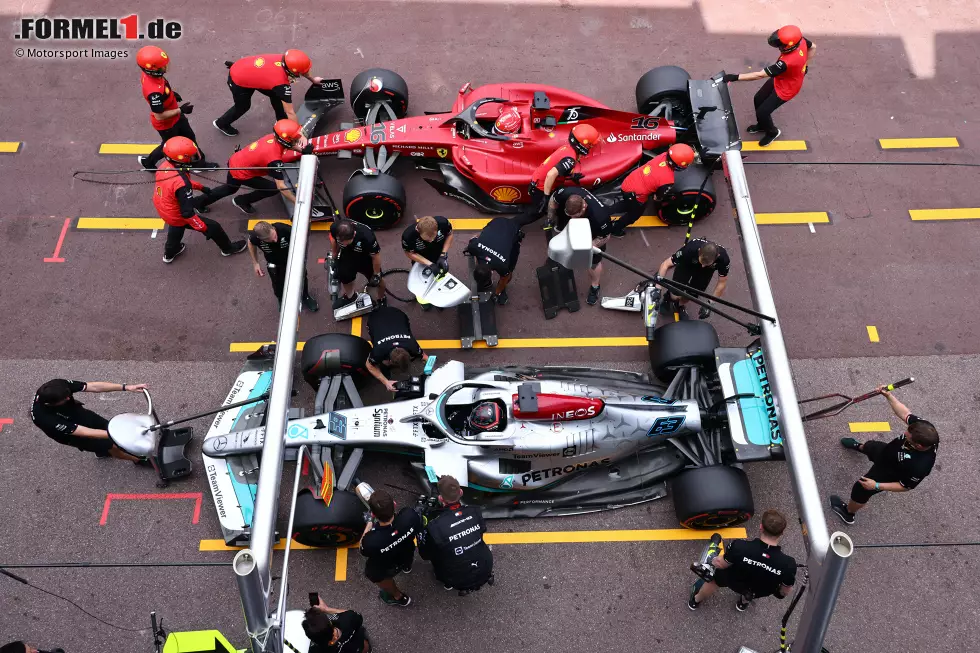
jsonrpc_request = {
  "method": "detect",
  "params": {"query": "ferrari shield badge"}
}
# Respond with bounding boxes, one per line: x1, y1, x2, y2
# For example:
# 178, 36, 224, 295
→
437, 148, 448, 158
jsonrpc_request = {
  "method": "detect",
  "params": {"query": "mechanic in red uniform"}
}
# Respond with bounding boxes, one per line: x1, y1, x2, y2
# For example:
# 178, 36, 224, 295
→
610, 143, 695, 238
213, 49, 323, 137
197, 119, 307, 215
136, 46, 215, 171
152, 137, 247, 264
516, 123, 600, 224
722, 25, 815, 147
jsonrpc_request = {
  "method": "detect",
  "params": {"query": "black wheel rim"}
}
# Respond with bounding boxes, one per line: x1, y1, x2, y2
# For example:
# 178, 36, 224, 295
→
294, 525, 360, 547
662, 190, 715, 226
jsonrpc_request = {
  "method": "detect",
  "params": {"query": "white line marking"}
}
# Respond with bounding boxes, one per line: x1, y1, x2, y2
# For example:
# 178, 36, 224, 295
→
151, 229, 158, 239
354, 48, 364, 59
640, 230, 651, 248
808, 222, 815, 233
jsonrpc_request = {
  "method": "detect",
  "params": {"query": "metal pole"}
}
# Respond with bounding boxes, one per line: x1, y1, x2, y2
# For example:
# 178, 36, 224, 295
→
795, 532, 853, 653
240, 154, 318, 650
723, 150, 830, 561
724, 150, 836, 651
273, 445, 310, 650
234, 549, 276, 653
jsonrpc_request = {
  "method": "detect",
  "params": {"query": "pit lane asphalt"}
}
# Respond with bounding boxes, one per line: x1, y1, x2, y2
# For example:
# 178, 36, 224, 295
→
2, 0, 980, 651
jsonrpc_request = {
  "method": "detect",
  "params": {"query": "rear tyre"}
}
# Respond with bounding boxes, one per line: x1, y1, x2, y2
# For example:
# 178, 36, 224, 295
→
635, 66, 691, 115
300, 333, 371, 389
343, 173, 406, 230
659, 164, 716, 226
649, 320, 719, 382
350, 68, 409, 121
292, 489, 368, 547
671, 465, 754, 529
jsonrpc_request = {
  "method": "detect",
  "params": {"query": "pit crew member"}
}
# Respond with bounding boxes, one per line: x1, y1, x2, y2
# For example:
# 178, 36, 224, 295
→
418, 475, 494, 593
136, 46, 216, 171
329, 219, 384, 310
197, 119, 307, 215
517, 123, 600, 223
722, 25, 815, 147
655, 238, 729, 320
547, 188, 612, 306
152, 137, 247, 264
830, 386, 938, 525
366, 306, 428, 392
302, 596, 370, 653
610, 144, 695, 238
689, 509, 797, 611
465, 216, 526, 305
214, 49, 323, 137
247, 221, 318, 312
401, 215, 454, 284
1, 642, 60, 653
359, 489, 422, 607
30, 379, 149, 463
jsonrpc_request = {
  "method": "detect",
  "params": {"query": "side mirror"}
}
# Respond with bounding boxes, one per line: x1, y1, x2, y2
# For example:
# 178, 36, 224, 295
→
546, 218, 594, 270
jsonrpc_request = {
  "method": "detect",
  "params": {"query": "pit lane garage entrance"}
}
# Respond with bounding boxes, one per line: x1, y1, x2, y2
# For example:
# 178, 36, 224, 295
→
225, 76, 851, 653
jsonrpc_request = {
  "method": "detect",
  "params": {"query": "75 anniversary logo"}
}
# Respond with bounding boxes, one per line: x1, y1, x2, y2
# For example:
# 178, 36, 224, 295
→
15, 15, 182, 40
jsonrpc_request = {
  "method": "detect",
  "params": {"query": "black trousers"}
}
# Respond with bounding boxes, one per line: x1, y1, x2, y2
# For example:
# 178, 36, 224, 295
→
164, 216, 233, 257
610, 192, 653, 234
199, 172, 280, 207
266, 263, 312, 302
753, 78, 787, 136
514, 186, 546, 227
215, 76, 288, 128
145, 114, 209, 167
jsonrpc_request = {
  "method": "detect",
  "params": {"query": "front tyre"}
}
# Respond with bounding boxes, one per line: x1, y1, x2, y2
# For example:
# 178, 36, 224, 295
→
343, 173, 407, 230
671, 465, 754, 529
349, 68, 409, 122
291, 489, 368, 547
658, 164, 716, 226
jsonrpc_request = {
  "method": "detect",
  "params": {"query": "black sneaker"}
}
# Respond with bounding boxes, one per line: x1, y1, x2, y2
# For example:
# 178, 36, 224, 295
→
133, 457, 154, 467
232, 197, 256, 215
840, 437, 862, 452
688, 580, 703, 610
303, 295, 320, 313
222, 240, 248, 256
676, 307, 691, 321
611, 230, 627, 239
333, 294, 356, 310
162, 243, 187, 264
379, 591, 411, 607
658, 297, 675, 316
587, 285, 600, 306
758, 129, 782, 147
495, 289, 509, 306
829, 495, 855, 525
138, 155, 155, 171
213, 120, 239, 137
746, 124, 763, 134
194, 205, 210, 215
735, 595, 752, 612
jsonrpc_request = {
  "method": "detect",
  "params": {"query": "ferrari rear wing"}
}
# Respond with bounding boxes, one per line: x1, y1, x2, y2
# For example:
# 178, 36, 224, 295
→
689, 75, 741, 159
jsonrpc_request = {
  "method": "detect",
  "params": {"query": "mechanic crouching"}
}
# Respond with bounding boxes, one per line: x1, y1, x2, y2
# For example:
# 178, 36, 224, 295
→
401, 215, 454, 309
465, 216, 524, 305
366, 306, 428, 392
418, 475, 494, 594
689, 509, 797, 611
547, 187, 613, 306
610, 143, 695, 238
517, 123, 600, 224
359, 489, 422, 607
302, 595, 371, 653
656, 238, 729, 320
329, 219, 385, 311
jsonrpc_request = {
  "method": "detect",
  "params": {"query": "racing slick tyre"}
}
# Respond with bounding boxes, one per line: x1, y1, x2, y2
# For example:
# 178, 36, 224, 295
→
658, 164, 716, 226
343, 173, 407, 230
350, 68, 409, 122
301, 333, 371, 390
292, 489, 368, 547
649, 320, 719, 382
671, 464, 754, 529
635, 66, 691, 115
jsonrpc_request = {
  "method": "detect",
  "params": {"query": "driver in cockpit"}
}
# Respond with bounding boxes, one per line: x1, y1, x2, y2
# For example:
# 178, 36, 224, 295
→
492, 106, 522, 136
467, 401, 504, 434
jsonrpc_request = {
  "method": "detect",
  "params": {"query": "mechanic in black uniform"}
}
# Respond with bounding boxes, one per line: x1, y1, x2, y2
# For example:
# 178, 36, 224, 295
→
655, 238, 730, 320
830, 386, 938, 525
465, 216, 528, 305
689, 509, 797, 611
365, 306, 428, 392
247, 221, 318, 312
30, 379, 149, 463
402, 215, 454, 274
302, 596, 370, 653
328, 219, 384, 311
1, 642, 62, 653
547, 187, 613, 306
418, 475, 494, 593
517, 123, 601, 224
359, 489, 422, 607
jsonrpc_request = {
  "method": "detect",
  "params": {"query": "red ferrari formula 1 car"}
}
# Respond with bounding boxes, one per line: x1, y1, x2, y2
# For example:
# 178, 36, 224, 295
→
295, 66, 739, 229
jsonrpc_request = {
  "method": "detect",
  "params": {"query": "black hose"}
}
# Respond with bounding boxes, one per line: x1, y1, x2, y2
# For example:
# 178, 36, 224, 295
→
379, 268, 415, 303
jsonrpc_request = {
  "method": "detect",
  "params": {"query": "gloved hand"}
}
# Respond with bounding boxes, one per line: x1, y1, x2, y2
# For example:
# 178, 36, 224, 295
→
569, 172, 585, 183
174, 92, 183, 103
435, 254, 449, 275
698, 306, 711, 320
722, 73, 740, 83
198, 186, 213, 196
180, 102, 194, 115
367, 273, 382, 288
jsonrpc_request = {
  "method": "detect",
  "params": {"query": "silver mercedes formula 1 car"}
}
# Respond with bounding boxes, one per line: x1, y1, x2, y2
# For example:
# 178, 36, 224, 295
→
199, 319, 784, 548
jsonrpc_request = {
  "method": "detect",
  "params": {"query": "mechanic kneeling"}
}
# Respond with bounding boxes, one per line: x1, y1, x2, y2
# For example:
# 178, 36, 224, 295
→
30, 379, 150, 464
303, 595, 370, 653
610, 143, 695, 238
365, 305, 428, 393
689, 509, 797, 611
401, 215, 454, 309
418, 475, 494, 593
517, 123, 600, 224
656, 237, 729, 320
547, 187, 613, 306
329, 219, 385, 311
466, 216, 525, 305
